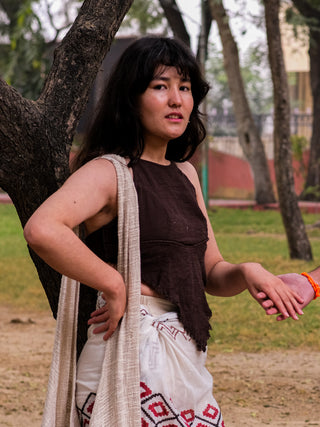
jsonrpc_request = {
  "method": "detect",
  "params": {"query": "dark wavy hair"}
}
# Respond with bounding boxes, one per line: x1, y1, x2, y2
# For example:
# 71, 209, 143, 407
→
73, 36, 210, 169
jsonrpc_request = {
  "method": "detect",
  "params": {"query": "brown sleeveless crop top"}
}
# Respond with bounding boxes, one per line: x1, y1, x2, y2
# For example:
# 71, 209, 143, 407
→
85, 158, 212, 351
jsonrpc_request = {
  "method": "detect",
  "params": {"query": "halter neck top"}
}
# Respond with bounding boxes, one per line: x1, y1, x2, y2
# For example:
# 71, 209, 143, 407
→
85, 158, 212, 350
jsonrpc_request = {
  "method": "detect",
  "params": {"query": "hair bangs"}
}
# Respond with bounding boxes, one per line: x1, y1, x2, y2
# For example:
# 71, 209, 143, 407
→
136, 38, 196, 93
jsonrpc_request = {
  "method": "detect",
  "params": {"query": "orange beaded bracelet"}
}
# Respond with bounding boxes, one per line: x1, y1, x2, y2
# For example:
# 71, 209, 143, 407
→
301, 272, 320, 299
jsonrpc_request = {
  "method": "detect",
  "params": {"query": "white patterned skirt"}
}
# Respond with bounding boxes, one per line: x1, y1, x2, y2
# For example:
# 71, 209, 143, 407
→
76, 295, 224, 426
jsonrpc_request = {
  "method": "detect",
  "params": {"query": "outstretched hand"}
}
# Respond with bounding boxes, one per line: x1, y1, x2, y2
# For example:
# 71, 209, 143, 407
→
258, 273, 314, 321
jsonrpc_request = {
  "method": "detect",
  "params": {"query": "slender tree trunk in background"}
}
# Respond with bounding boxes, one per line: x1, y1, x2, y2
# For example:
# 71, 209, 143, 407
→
209, 0, 276, 205
291, 0, 320, 200
303, 29, 320, 200
196, 0, 212, 61
0, 0, 134, 353
263, 0, 312, 260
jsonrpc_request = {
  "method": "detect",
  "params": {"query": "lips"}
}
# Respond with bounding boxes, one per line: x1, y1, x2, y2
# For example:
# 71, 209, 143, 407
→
166, 113, 183, 119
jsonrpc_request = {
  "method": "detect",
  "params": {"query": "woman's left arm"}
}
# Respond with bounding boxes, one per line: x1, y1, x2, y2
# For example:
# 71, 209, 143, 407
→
178, 162, 304, 320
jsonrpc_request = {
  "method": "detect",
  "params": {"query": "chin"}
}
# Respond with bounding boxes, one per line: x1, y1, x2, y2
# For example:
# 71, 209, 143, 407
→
167, 130, 186, 140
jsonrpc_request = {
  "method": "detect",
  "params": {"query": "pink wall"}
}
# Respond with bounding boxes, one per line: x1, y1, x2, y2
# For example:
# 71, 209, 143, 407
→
204, 150, 309, 200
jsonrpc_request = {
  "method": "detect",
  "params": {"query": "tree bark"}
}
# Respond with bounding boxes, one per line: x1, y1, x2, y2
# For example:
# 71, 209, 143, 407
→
263, 0, 312, 260
303, 28, 320, 200
209, 0, 276, 204
291, 1, 320, 201
158, 0, 190, 47
196, 0, 212, 62
0, 0, 133, 353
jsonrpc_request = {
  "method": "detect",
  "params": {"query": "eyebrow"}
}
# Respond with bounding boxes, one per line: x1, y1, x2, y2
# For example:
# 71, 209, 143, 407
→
152, 75, 191, 82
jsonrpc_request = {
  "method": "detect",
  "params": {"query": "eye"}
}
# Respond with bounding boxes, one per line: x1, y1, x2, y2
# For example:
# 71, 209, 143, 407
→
180, 84, 191, 92
153, 84, 166, 90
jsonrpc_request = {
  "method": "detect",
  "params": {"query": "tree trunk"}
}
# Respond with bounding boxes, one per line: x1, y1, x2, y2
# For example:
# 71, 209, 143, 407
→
0, 0, 134, 354
196, 0, 212, 62
263, 0, 312, 260
302, 28, 320, 200
291, 0, 320, 201
208, 0, 276, 204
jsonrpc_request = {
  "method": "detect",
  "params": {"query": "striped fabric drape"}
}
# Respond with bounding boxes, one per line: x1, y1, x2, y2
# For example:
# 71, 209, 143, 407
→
41, 154, 141, 426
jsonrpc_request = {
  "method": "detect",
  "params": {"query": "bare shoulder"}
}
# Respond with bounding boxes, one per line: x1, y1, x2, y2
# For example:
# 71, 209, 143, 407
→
76, 156, 119, 198
75, 156, 117, 177
63, 157, 119, 233
69, 157, 117, 192
176, 161, 200, 189
24, 156, 120, 235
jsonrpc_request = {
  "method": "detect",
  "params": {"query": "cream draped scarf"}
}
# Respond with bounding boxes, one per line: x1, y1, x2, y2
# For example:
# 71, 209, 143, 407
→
41, 154, 141, 426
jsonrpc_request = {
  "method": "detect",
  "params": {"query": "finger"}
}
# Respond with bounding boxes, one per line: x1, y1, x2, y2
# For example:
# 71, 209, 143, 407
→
265, 307, 279, 315
256, 291, 268, 299
282, 289, 304, 317
88, 312, 109, 325
90, 306, 108, 318
251, 288, 284, 314
263, 278, 304, 318
261, 299, 274, 309
92, 323, 109, 334
103, 322, 118, 341
272, 290, 303, 320
260, 287, 290, 319
289, 299, 304, 316
287, 289, 304, 305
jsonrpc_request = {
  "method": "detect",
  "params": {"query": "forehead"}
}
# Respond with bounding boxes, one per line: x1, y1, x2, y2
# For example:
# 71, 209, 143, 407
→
153, 65, 190, 80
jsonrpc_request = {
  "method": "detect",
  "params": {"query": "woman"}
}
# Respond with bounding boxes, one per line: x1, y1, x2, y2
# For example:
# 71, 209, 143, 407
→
24, 37, 303, 426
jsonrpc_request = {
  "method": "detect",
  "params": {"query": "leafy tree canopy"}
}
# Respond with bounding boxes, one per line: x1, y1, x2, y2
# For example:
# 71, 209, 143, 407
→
0, 0, 170, 99
121, 0, 167, 35
286, 0, 320, 37
0, 0, 82, 99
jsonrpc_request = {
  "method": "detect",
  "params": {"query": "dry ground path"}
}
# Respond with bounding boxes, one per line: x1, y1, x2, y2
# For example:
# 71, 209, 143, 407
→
0, 305, 319, 426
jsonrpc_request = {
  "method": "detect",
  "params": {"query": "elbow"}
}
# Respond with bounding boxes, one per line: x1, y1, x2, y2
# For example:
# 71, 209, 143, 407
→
24, 216, 50, 251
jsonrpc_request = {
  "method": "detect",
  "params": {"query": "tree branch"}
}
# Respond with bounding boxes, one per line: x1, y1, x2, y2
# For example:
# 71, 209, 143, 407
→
38, 0, 134, 141
0, 77, 41, 189
0, 0, 27, 27
291, 0, 320, 21
158, 0, 191, 47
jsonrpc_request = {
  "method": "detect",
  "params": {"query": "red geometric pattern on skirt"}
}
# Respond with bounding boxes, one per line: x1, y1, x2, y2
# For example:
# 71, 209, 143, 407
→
76, 392, 96, 426
140, 381, 225, 427
76, 383, 225, 427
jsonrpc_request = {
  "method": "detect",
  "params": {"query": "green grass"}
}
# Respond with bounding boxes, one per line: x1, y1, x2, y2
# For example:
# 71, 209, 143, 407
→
0, 204, 50, 311
207, 207, 320, 353
1, 204, 319, 351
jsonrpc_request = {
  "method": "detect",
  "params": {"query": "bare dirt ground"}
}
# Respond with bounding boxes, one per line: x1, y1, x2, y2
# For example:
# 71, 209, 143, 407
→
0, 305, 319, 427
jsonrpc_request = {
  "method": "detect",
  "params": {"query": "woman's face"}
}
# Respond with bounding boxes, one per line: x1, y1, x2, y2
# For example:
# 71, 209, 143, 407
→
138, 66, 194, 148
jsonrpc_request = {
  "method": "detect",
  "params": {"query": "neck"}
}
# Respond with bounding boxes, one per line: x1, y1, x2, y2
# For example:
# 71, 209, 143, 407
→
140, 145, 169, 166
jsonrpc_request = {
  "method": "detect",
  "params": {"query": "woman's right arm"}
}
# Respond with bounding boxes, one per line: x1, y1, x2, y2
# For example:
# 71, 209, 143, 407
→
24, 158, 126, 339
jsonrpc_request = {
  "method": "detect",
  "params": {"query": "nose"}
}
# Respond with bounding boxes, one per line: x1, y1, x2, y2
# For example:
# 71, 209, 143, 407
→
168, 87, 182, 108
